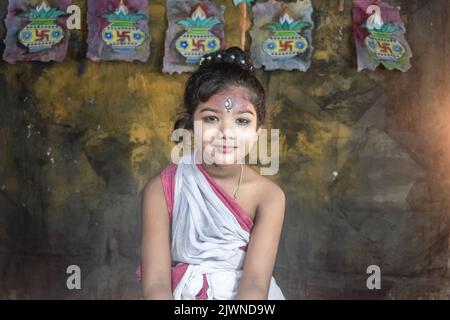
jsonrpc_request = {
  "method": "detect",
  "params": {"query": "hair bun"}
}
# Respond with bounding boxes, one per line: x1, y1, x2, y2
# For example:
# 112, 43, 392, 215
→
199, 47, 255, 72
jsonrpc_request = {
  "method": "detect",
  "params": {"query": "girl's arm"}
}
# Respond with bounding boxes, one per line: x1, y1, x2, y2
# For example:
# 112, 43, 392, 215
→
141, 175, 173, 300
235, 183, 285, 300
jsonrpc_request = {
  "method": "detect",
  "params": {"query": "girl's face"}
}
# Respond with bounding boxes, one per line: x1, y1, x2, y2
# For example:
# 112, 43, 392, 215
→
192, 86, 260, 165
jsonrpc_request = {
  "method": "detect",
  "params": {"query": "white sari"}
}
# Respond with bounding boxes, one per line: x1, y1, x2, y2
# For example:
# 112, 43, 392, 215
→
170, 154, 285, 300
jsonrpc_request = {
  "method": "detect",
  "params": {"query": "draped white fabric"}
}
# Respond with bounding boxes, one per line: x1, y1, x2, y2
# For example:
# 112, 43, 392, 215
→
171, 154, 285, 300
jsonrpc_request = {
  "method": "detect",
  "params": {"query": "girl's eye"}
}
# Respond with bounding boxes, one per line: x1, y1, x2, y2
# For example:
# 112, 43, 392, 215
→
236, 118, 250, 125
203, 116, 219, 123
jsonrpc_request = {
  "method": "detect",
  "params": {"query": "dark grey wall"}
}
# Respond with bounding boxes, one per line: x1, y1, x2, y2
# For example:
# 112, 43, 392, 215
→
0, 0, 449, 299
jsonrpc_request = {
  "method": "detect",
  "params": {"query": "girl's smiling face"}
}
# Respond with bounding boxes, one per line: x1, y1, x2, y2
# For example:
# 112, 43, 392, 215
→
192, 86, 260, 165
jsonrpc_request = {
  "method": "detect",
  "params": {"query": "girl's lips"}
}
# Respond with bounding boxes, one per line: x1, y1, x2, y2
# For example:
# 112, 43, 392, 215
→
212, 145, 237, 154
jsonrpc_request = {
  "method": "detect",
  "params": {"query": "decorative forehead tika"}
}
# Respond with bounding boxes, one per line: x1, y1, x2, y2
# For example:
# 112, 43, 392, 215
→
224, 97, 233, 112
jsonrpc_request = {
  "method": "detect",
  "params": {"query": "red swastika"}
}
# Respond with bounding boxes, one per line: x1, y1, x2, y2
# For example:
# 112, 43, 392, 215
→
279, 40, 293, 52
192, 39, 205, 51
35, 30, 49, 41
117, 31, 131, 42
377, 41, 392, 54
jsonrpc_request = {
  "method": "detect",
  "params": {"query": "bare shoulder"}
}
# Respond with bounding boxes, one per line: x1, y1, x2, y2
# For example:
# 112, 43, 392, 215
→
141, 171, 168, 218
245, 166, 285, 211
143, 173, 164, 199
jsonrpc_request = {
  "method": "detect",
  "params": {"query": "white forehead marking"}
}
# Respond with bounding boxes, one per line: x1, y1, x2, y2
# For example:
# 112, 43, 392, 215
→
224, 97, 233, 112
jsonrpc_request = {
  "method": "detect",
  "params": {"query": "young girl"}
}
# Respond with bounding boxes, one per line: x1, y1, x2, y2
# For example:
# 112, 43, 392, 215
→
140, 47, 285, 300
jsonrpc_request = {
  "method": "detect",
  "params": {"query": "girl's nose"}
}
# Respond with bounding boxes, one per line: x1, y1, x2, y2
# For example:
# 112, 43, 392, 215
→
219, 118, 236, 139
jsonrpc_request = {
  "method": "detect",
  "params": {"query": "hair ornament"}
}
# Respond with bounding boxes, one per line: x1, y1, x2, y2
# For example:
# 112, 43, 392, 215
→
197, 47, 256, 73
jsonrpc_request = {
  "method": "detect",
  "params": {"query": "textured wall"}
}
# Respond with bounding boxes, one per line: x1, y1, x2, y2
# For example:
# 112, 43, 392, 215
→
0, 0, 449, 299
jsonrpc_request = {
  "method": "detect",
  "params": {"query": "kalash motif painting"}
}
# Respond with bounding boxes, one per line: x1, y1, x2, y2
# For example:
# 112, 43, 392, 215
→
87, 0, 150, 62
250, 0, 313, 71
353, 0, 412, 72
3, 0, 71, 64
163, 0, 225, 74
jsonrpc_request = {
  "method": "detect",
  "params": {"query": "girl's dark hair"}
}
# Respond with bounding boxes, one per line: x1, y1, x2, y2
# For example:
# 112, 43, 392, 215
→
174, 47, 266, 131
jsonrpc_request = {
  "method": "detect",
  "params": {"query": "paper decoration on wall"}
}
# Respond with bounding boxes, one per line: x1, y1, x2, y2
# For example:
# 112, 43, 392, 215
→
232, 0, 255, 50
87, 0, 150, 62
163, 0, 226, 74
250, 0, 314, 71
2, 0, 71, 64
352, 0, 412, 72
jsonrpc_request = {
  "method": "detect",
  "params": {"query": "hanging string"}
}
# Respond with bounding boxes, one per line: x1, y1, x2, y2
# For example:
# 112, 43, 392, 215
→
239, 2, 247, 49
233, 0, 254, 50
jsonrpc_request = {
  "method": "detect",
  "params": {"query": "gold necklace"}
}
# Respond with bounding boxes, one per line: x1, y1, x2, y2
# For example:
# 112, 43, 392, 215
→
233, 164, 244, 200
